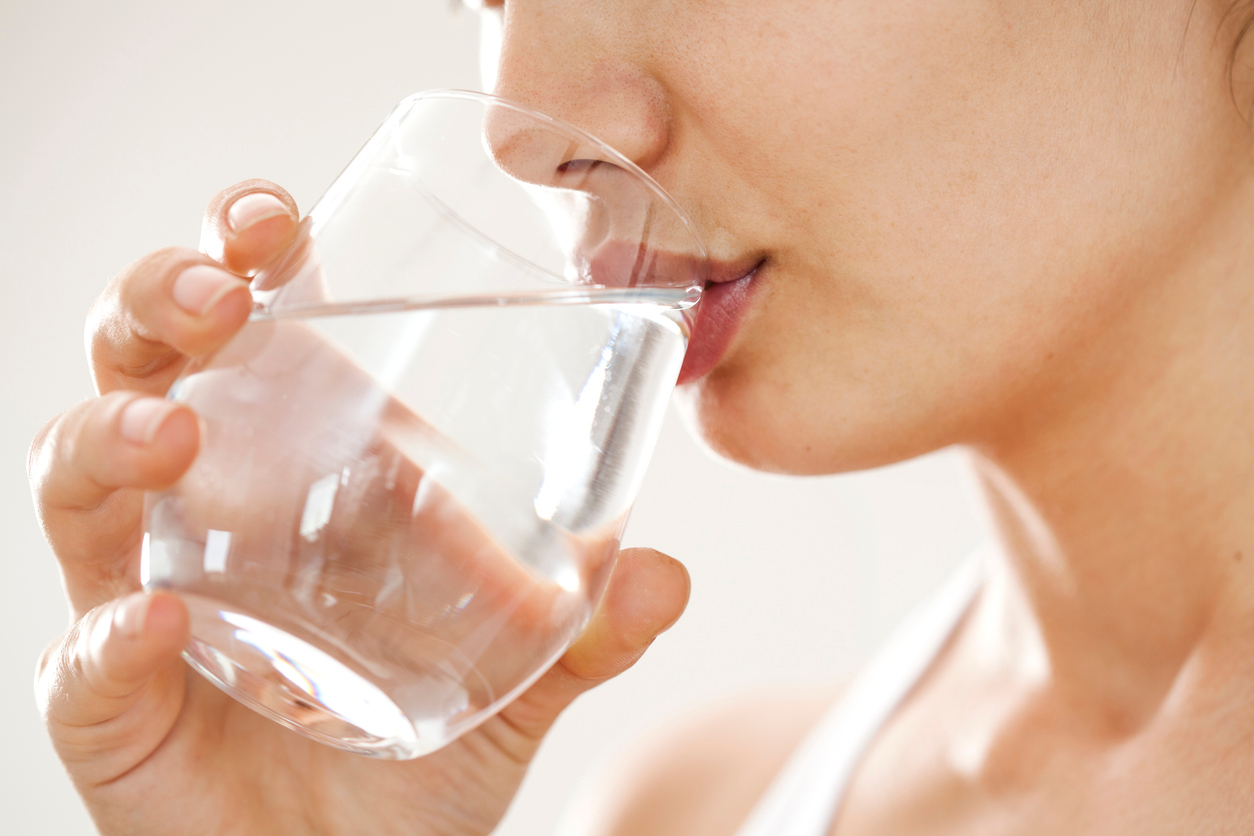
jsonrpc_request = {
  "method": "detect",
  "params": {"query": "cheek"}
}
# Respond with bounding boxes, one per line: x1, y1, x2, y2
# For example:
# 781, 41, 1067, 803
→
669, 2, 1245, 474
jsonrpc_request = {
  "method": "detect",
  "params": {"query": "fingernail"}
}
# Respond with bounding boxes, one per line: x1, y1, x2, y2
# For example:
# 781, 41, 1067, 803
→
173, 264, 242, 316
227, 192, 289, 233
113, 595, 151, 639
120, 398, 177, 445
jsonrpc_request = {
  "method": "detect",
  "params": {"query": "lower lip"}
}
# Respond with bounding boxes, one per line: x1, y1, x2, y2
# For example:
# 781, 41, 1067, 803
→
676, 266, 761, 385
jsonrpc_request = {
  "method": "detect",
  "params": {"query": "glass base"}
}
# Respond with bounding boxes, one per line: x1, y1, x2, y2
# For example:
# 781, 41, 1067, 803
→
181, 596, 436, 759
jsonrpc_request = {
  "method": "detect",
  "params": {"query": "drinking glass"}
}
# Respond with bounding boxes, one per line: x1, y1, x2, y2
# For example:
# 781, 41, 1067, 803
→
141, 90, 708, 759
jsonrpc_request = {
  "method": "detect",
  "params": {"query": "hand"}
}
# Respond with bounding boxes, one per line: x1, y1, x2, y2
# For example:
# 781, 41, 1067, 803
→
28, 180, 690, 836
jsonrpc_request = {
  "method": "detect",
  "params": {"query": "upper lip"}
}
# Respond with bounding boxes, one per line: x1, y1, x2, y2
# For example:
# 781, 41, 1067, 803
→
580, 240, 763, 290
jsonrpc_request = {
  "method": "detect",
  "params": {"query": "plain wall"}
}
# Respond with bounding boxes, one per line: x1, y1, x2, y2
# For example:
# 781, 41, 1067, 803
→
0, 2, 988, 833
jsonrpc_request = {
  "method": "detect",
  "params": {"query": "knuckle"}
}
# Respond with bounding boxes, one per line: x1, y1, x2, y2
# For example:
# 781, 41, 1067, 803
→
113, 246, 203, 318
72, 605, 111, 696
102, 337, 182, 383
90, 247, 209, 383
86, 304, 136, 386
27, 407, 84, 507
90, 247, 185, 344
35, 634, 62, 684
30, 393, 134, 515
28, 411, 64, 487
34, 624, 80, 721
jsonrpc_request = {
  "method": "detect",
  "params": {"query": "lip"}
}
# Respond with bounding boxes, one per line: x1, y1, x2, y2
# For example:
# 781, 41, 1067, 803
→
580, 241, 763, 385
677, 259, 764, 385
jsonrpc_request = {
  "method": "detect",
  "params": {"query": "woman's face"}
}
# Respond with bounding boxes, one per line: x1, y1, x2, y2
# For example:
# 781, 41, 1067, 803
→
478, 1, 1253, 474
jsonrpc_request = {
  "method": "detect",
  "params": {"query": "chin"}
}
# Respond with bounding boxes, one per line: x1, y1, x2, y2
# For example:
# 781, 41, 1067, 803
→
673, 361, 953, 477
672, 368, 836, 475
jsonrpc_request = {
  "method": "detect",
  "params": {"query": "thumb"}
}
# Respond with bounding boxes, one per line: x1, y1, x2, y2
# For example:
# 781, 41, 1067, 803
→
37, 591, 190, 782
494, 547, 690, 744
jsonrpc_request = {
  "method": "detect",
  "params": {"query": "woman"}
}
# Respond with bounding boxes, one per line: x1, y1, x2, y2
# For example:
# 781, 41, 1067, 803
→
28, 1, 1254, 833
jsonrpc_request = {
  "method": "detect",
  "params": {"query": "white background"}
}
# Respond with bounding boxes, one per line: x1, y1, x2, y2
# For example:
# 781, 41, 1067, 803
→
0, 2, 988, 832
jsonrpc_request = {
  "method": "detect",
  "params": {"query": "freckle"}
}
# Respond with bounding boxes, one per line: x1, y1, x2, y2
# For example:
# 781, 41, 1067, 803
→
1235, 551, 1244, 563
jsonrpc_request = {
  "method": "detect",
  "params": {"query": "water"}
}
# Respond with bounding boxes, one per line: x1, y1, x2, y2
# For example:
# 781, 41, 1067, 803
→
143, 287, 689, 758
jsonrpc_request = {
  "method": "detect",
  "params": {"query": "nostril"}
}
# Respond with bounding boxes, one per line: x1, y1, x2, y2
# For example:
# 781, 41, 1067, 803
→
552, 158, 627, 192
556, 159, 604, 176
482, 104, 572, 186
484, 106, 620, 190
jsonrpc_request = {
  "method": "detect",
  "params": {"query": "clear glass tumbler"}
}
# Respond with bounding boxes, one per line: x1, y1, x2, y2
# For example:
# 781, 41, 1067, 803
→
141, 90, 708, 759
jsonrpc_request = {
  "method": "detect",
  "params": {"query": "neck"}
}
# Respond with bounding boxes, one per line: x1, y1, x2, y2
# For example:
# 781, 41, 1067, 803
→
968, 178, 1254, 730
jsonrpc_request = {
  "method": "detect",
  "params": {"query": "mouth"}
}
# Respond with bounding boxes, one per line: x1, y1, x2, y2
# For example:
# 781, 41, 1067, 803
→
676, 258, 765, 386
579, 239, 763, 385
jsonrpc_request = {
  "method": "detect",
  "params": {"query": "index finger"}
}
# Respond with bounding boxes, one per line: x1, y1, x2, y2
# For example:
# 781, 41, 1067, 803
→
87, 182, 300, 396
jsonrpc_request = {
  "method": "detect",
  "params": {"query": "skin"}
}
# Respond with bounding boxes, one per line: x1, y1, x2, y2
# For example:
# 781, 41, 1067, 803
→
28, 0, 1254, 833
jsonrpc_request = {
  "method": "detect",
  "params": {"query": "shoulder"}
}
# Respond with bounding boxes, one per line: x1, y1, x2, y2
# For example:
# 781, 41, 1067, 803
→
563, 686, 842, 836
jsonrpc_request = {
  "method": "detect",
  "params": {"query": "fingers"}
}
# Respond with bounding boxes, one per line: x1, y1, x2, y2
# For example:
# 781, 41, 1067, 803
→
87, 249, 253, 395
37, 591, 189, 786
489, 548, 690, 748
88, 181, 299, 396
30, 392, 199, 614
200, 180, 299, 276
33, 391, 200, 514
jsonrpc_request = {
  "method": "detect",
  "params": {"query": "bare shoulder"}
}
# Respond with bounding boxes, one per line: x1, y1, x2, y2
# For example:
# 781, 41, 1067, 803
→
564, 686, 842, 836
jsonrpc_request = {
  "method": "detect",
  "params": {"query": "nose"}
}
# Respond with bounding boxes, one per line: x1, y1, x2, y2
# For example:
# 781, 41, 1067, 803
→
485, 1, 672, 174
480, 97, 699, 292
477, 3, 705, 293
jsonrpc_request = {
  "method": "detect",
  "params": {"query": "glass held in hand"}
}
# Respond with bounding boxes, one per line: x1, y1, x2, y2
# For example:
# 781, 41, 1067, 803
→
141, 90, 709, 759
